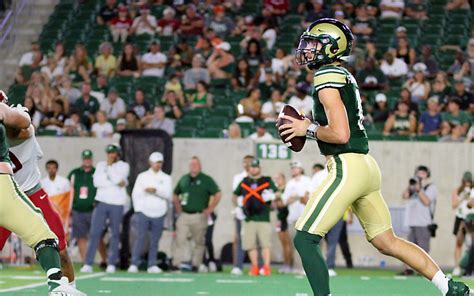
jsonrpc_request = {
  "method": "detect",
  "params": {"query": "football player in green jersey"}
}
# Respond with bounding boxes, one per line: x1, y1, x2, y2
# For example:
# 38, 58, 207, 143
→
279, 18, 469, 296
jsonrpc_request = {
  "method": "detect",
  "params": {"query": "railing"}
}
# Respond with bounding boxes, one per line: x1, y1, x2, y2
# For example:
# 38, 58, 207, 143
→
0, 0, 33, 53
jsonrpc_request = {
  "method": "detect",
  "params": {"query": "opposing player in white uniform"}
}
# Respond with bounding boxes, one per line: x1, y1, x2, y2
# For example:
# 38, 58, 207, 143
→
0, 119, 77, 287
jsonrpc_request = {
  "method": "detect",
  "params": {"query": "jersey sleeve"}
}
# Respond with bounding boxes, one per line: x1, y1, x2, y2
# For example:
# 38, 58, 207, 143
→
313, 68, 347, 92
174, 177, 183, 195
233, 181, 242, 196
207, 176, 220, 195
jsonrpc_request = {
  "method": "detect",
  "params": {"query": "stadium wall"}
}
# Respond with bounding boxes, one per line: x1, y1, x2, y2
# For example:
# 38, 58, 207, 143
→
37, 137, 473, 268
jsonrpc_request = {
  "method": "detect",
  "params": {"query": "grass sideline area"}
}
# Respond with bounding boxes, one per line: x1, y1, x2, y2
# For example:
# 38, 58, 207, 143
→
0, 265, 472, 295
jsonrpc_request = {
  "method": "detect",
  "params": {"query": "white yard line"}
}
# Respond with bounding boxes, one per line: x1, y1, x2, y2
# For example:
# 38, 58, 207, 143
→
100, 277, 194, 283
0, 272, 105, 293
215, 279, 256, 284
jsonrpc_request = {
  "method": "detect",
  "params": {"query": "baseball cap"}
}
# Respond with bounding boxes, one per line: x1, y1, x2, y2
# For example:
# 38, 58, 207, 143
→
463, 171, 472, 182
116, 118, 126, 125
82, 149, 93, 159
375, 93, 387, 103
427, 96, 439, 104
413, 62, 427, 73
105, 144, 120, 154
149, 152, 164, 163
250, 159, 260, 167
396, 26, 407, 33
217, 42, 231, 51
290, 160, 303, 168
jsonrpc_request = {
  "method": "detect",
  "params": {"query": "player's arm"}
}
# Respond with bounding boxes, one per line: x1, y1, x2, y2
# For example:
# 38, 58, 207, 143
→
279, 88, 350, 144
0, 104, 31, 130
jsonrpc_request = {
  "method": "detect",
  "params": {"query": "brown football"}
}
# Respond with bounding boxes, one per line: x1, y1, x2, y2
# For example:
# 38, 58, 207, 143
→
276, 105, 306, 152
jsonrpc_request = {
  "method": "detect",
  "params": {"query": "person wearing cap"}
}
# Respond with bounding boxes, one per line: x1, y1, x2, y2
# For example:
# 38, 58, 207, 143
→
441, 97, 470, 136
141, 40, 167, 78
233, 158, 278, 276
206, 41, 235, 79
100, 87, 126, 120
128, 152, 172, 274
452, 79, 473, 112
156, 6, 180, 36
380, 52, 408, 79
81, 144, 130, 274
403, 63, 431, 104
97, 0, 118, 25
371, 93, 389, 123
379, 0, 404, 19
418, 96, 442, 135
249, 121, 274, 141
288, 82, 313, 117
401, 165, 437, 275
68, 150, 98, 263
130, 4, 157, 36
405, 0, 428, 20
173, 156, 221, 273
95, 42, 117, 78
280, 160, 311, 274
110, 5, 133, 43
112, 118, 127, 141
450, 171, 473, 276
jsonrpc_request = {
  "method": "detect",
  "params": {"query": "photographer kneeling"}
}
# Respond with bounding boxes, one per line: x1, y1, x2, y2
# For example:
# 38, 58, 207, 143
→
401, 165, 437, 275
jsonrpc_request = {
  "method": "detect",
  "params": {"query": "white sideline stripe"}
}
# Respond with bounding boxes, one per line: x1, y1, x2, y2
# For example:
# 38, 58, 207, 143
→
11, 276, 44, 280
360, 276, 370, 281
0, 272, 105, 293
393, 276, 407, 280
101, 277, 194, 283
216, 279, 256, 284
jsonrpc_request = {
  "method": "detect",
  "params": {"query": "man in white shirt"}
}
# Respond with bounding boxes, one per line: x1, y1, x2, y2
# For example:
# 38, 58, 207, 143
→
230, 155, 254, 275
249, 124, 273, 141
19, 41, 46, 66
128, 152, 172, 274
282, 160, 311, 274
81, 144, 130, 274
141, 41, 167, 77
41, 160, 71, 199
380, 52, 408, 79
379, 0, 405, 19
100, 88, 126, 120
288, 82, 313, 117
131, 5, 157, 36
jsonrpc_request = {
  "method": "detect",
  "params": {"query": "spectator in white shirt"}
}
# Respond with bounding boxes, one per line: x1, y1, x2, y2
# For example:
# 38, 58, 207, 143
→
100, 88, 126, 119
261, 89, 285, 122
91, 111, 114, 138
249, 123, 274, 141
230, 155, 255, 275
288, 82, 313, 117
81, 144, 130, 274
141, 41, 167, 77
41, 160, 70, 198
128, 152, 172, 274
130, 4, 157, 36
380, 52, 408, 79
379, 0, 405, 19
144, 105, 175, 136
307, 163, 328, 197
19, 41, 46, 66
41, 54, 64, 84
282, 160, 311, 274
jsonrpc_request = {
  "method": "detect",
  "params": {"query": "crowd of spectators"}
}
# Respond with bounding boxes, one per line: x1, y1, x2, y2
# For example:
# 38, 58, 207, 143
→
12, 0, 473, 142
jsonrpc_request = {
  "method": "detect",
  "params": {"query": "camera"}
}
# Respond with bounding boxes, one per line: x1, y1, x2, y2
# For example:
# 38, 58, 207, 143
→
427, 223, 438, 237
408, 177, 420, 196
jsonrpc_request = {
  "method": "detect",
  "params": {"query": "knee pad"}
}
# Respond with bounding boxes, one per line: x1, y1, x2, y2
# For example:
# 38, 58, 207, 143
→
34, 239, 59, 255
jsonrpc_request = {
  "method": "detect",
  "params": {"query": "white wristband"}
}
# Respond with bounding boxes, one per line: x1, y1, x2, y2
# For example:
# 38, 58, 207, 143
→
306, 123, 319, 139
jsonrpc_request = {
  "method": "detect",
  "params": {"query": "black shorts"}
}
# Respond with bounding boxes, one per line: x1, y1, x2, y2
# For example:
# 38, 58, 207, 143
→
453, 216, 465, 236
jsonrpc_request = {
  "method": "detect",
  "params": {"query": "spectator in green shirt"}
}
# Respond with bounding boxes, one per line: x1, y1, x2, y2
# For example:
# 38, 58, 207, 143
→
173, 156, 221, 272
233, 159, 278, 276
441, 97, 470, 136
68, 149, 101, 263
74, 82, 100, 129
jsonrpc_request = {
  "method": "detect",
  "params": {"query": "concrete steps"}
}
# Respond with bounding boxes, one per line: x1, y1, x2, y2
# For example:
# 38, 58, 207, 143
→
0, 0, 59, 90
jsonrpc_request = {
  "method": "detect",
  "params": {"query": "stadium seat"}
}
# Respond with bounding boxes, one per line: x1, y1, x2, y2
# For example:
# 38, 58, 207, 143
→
203, 116, 229, 129
175, 127, 196, 138
198, 127, 224, 138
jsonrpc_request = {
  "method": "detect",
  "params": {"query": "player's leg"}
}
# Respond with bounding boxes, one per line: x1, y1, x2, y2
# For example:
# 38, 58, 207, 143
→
0, 176, 84, 295
294, 155, 359, 295
28, 189, 75, 283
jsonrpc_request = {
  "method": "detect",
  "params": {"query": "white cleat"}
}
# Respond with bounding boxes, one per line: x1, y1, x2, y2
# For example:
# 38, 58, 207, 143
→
105, 265, 116, 273
328, 269, 337, 277
79, 265, 92, 273
147, 266, 162, 274
208, 261, 217, 272
127, 265, 138, 273
230, 267, 243, 275
49, 276, 87, 296
198, 264, 208, 273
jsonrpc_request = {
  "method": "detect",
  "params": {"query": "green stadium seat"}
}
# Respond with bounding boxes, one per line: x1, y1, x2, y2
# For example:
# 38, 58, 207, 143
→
198, 128, 224, 138
175, 127, 196, 138
177, 115, 202, 128
237, 122, 254, 138
185, 108, 209, 117
414, 135, 439, 142
384, 134, 413, 141
203, 116, 229, 129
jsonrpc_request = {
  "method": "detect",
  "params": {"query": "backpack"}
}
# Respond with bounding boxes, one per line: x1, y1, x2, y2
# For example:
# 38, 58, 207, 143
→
240, 178, 270, 217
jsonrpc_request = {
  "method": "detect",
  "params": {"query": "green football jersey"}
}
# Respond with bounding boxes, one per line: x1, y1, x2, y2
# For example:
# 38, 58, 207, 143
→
312, 64, 369, 156
0, 122, 11, 164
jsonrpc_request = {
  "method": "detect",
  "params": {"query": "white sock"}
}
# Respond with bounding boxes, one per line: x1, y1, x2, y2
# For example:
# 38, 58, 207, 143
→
431, 270, 449, 296
69, 280, 76, 288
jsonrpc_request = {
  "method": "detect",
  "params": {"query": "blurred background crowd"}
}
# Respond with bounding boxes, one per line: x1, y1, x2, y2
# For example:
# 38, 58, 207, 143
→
6, 0, 473, 142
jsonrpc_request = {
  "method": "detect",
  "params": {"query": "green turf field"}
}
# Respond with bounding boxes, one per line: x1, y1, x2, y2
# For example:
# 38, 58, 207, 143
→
0, 266, 472, 295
